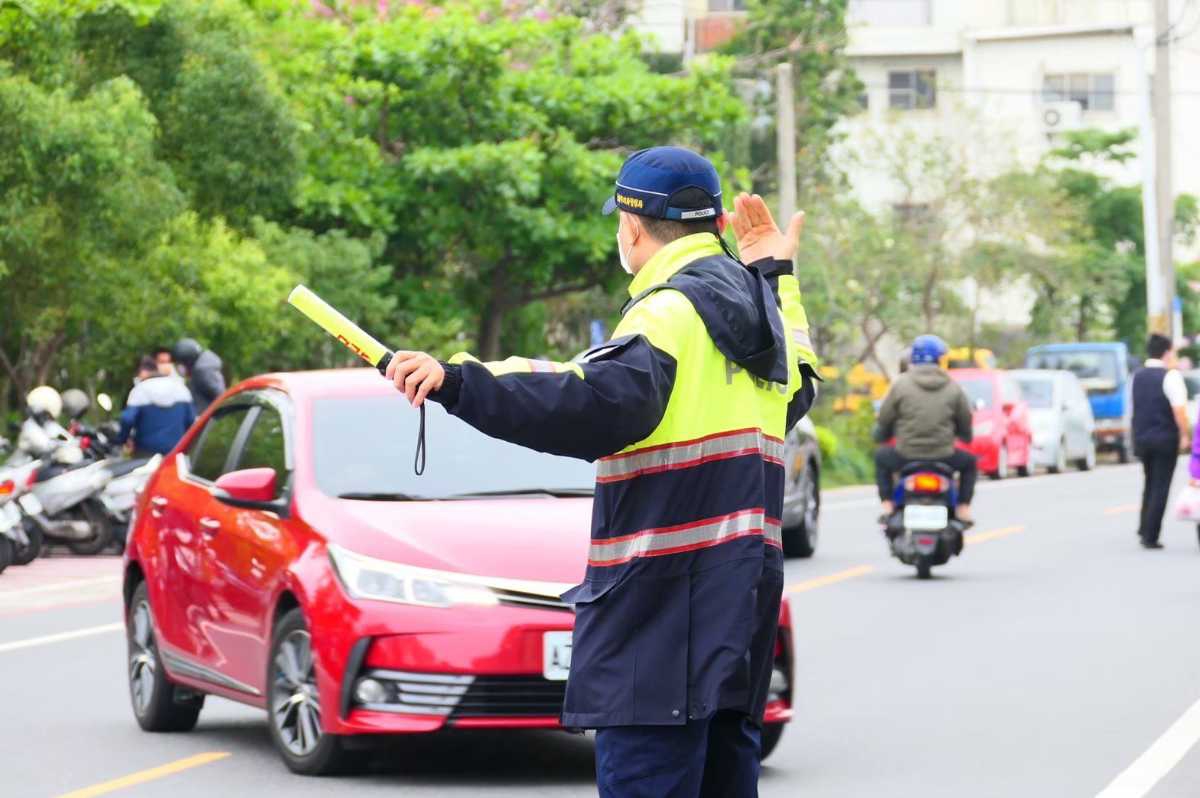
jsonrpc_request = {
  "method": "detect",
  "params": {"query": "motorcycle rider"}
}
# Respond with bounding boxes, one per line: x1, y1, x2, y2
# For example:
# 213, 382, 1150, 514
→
116, 356, 196, 458
18, 386, 67, 458
172, 338, 226, 413
874, 334, 977, 523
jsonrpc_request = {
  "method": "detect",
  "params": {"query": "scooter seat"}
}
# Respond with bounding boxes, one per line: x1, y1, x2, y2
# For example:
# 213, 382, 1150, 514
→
105, 458, 152, 479
897, 461, 956, 478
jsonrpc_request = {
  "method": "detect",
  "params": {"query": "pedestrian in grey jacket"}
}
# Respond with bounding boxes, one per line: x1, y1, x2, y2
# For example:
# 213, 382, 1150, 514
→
874, 335, 978, 522
172, 338, 227, 414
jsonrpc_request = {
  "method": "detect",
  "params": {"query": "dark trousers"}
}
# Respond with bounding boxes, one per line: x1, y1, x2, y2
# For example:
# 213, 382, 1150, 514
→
875, 446, 977, 505
594, 710, 761, 798
1137, 444, 1178, 544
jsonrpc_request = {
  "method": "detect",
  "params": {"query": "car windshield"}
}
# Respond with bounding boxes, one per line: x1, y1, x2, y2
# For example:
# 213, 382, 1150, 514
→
1015, 378, 1054, 409
311, 395, 596, 500
954, 378, 993, 409
1027, 350, 1119, 391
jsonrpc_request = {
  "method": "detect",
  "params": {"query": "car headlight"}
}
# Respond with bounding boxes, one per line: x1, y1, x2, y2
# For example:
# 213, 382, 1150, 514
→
973, 420, 993, 436
328, 544, 500, 608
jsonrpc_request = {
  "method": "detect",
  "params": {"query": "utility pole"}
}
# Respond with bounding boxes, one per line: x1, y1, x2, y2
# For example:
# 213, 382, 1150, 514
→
775, 61, 796, 223
1150, 0, 1175, 336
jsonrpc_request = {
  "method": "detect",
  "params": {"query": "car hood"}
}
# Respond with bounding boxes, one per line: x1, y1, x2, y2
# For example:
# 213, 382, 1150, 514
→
315, 496, 594, 586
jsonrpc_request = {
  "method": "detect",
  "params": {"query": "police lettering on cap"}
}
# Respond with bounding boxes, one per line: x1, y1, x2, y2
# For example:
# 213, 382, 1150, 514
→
602, 146, 723, 222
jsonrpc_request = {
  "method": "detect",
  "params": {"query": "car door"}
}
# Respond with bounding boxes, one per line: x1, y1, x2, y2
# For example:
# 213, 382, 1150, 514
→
200, 391, 296, 695
154, 399, 257, 682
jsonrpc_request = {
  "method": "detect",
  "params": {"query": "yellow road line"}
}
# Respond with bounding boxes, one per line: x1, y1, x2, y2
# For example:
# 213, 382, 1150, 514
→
1105, 503, 1139, 515
55, 752, 231, 798
786, 564, 875, 594
965, 525, 1025, 545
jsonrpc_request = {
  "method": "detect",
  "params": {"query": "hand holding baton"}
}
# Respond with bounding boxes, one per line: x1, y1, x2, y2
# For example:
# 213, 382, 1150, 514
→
287, 285, 425, 474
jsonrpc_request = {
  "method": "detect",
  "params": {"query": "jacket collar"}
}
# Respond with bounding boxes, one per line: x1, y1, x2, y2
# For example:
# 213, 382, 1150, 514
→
628, 233, 725, 298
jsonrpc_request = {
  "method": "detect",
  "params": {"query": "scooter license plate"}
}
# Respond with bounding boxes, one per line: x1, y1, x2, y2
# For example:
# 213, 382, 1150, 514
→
543, 631, 573, 681
903, 504, 948, 531
17, 493, 43, 515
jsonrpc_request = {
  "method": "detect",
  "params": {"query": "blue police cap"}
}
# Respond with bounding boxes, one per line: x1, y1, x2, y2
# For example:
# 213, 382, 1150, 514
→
602, 146, 723, 222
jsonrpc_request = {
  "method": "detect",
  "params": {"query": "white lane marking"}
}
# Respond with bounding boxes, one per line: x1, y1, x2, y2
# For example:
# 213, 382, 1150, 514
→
0, 623, 123, 654
0, 575, 120, 598
1095, 696, 1200, 798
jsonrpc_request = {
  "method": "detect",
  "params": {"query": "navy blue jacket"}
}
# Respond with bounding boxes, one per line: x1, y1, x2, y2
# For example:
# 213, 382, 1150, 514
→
117, 376, 196, 455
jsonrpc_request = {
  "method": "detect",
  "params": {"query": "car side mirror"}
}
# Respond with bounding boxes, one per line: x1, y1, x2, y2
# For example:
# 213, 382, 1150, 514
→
214, 468, 286, 513
1002, 401, 1016, 414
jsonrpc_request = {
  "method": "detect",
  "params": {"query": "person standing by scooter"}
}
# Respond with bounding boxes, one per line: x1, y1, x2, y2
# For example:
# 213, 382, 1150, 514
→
172, 338, 226, 413
116, 357, 196, 458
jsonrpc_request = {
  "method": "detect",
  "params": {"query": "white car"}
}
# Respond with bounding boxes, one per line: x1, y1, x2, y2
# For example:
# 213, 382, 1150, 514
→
1011, 369, 1096, 473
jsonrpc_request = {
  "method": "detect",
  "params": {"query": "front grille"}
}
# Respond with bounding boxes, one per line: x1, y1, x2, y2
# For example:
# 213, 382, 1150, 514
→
493, 587, 573, 612
451, 675, 567, 718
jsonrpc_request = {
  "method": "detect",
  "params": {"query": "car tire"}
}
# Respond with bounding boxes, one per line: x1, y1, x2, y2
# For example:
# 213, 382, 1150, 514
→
0, 537, 13, 574
1077, 440, 1097, 471
127, 581, 205, 732
267, 608, 361, 776
760, 722, 785, 761
1049, 439, 1067, 474
990, 446, 1009, 480
782, 461, 819, 559
12, 518, 43, 565
65, 500, 113, 556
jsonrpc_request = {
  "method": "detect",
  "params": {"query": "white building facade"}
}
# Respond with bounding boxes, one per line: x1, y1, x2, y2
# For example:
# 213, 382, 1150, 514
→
841, 0, 1200, 215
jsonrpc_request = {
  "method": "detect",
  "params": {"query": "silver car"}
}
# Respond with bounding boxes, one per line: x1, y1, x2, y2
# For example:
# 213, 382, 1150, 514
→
781, 416, 821, 557
1011, 369, 1096, 473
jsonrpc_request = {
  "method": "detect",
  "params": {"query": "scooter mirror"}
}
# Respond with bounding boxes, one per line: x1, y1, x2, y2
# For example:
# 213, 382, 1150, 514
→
97, 393, 113, 413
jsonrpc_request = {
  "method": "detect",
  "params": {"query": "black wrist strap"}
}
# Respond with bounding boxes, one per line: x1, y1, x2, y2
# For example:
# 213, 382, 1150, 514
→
376, 350, 427, 476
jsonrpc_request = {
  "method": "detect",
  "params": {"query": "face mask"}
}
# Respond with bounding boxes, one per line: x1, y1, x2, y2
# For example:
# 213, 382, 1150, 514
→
616, 222, 633, 275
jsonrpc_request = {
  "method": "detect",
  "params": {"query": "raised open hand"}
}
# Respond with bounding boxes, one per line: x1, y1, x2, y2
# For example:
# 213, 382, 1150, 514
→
727, 192, 805, 265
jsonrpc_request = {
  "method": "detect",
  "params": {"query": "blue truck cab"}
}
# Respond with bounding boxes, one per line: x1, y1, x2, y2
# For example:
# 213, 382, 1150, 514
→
1024, 342, 1136, 462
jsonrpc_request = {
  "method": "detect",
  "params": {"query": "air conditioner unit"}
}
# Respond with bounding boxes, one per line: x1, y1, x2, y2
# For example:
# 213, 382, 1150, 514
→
1041, 101, 1083, 133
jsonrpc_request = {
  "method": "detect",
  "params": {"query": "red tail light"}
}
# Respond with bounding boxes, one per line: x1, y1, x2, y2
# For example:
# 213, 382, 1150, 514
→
0, 480, 13, 498
917, 535, 936, 546
81, 436, 92, 450
904, 473, 948, 494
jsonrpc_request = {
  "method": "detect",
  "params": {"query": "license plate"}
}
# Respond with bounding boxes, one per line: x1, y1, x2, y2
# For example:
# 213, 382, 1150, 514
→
543, 631, 573, 681
903, 504, 948, 531
17, 493, 43, 515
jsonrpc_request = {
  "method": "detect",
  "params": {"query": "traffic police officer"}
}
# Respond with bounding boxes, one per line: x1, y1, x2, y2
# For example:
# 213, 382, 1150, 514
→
387, 147, 819, 797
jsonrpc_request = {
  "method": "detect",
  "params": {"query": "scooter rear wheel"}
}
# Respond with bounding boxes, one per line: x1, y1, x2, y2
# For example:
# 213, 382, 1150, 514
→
0, 537, 13, 574
12, 519, 42, 565
65, 501, 113, 556
916, 557, 933, 579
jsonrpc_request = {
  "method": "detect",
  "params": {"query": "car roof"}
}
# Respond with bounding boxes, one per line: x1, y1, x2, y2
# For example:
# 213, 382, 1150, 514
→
231, 368, 398, 401
1010, 369, 1074, 382
1027, 342, 1125, 352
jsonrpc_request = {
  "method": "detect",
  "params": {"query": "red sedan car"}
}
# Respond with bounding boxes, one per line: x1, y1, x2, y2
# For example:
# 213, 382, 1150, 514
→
123, 369, 795, 774
949, 369, 1033, 479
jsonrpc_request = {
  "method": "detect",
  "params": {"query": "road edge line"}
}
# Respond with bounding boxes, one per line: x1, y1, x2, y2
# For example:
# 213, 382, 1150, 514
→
0, 623, 123, 654
1095, 696, 1200, 798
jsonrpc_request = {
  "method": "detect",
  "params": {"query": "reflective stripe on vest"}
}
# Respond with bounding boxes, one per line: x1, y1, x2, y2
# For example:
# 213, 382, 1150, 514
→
588, 508, 783, 567
597, 428, 784, 484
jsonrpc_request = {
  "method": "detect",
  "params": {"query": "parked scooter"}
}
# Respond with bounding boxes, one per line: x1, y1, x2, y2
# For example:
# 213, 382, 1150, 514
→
0, 458, 46, 565
882, 462, 968, 579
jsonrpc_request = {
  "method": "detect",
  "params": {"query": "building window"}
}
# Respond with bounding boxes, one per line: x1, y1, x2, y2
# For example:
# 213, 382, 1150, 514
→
707, 0, 747, 11
888, 69, 936, 110
848, 0, 932, 26
1042, 73, 1115, 112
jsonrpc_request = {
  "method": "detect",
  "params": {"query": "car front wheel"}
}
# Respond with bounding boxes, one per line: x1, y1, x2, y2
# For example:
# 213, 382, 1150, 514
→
760, 722, 785, 761
268, 608, 361, 775
782, 461, 819, 558
127, 582, 204, 731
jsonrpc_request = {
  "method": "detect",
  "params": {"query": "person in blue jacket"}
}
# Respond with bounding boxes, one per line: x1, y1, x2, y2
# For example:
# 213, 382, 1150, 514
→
116, 357, 196, 457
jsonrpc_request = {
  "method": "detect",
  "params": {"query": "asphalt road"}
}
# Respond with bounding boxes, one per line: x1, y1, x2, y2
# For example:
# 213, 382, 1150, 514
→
3, 460, 1200, 797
